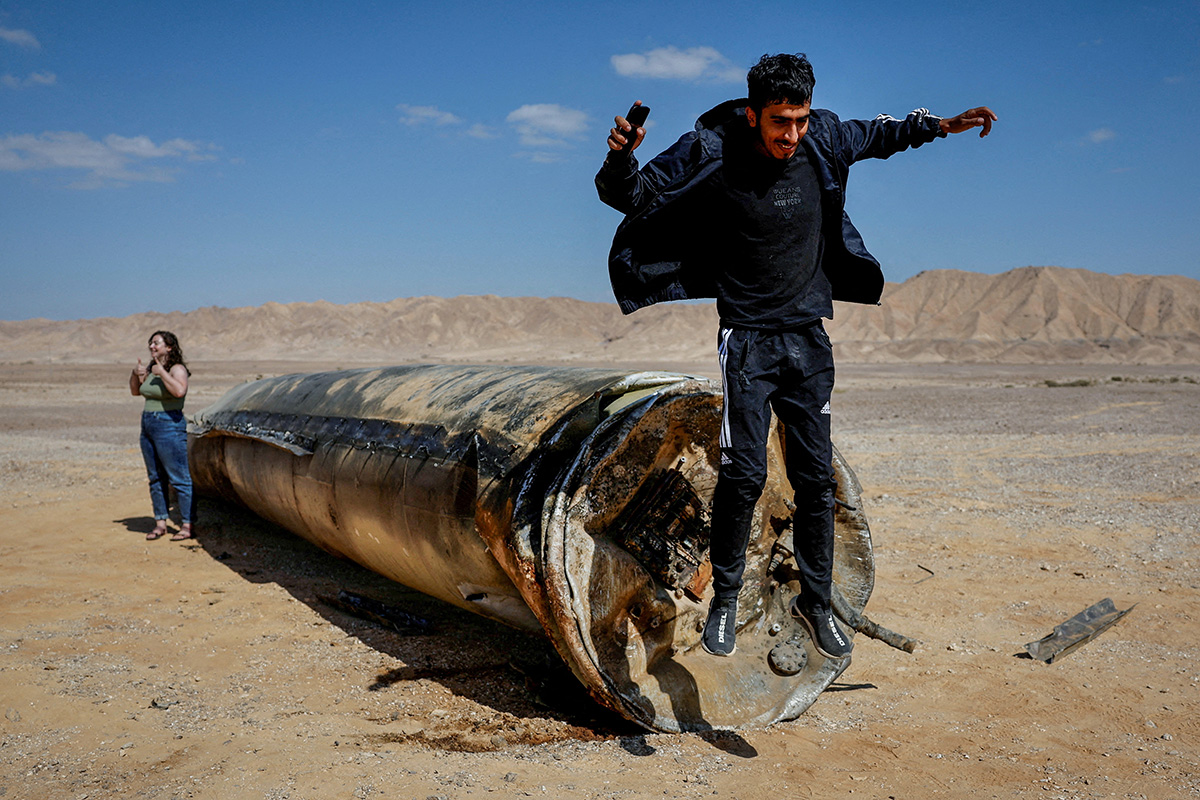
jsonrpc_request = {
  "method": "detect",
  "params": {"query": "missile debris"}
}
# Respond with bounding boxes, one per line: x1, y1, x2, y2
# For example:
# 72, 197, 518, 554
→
189, 364, 884, 731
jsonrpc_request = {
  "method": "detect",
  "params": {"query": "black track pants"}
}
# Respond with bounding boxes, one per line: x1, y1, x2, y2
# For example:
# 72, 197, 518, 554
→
709, 324, 837, 608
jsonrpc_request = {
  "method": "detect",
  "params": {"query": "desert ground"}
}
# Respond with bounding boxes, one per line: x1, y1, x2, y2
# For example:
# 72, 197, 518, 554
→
2, 353, 1198, 800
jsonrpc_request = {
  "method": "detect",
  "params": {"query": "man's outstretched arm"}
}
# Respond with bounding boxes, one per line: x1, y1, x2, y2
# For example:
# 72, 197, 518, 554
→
939, 106, 998, 137
837, 104, 998, 165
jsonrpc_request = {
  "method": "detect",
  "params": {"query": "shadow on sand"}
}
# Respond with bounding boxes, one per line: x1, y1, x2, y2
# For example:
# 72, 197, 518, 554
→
140, 496, 643, 746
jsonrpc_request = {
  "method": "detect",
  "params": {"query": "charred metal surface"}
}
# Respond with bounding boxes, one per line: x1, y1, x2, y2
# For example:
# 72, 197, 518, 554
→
197, 409, 510, 466
189, 364, 881, 732
318, 590, 434, 635
607, 464, 710, 591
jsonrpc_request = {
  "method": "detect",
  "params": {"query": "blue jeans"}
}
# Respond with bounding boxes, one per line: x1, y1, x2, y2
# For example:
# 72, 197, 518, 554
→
140, 410, 194, 524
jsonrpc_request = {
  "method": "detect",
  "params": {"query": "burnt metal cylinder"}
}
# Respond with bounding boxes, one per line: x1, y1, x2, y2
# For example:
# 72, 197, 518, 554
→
188, 364, 875, 732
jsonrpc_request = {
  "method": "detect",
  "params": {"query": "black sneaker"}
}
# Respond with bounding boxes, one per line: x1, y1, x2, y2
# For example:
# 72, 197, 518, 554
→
791, 598, 853, 659
701, 597, 738, 656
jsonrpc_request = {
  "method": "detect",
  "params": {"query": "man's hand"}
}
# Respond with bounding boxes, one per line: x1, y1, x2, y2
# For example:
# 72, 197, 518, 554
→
608, 101, 646, 153
939, 106, 997, 137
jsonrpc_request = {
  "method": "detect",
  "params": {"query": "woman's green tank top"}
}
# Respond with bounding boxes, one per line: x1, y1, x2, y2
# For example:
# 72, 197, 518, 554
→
140, 373, 185, 412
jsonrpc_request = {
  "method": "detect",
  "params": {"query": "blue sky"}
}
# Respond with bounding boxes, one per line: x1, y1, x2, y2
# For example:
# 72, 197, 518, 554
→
2, 1, 1198, 321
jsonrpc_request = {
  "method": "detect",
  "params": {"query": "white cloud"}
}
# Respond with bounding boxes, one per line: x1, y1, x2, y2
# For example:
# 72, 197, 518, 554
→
0, 131, 219, 188
611, 46, 742, 83
465, 123, 498, 139
396, 101, 583, 155
514, 151, 566, 164
2, 71, 56, 89
397, 104, 462, 126
506, 104, 588, 148
396, 104, 509, 143
1086, 128, 1116, 144
0, 27, 40, 49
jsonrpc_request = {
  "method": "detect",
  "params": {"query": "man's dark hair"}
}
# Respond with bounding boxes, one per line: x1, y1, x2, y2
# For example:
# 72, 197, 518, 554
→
747, 53, 815, 111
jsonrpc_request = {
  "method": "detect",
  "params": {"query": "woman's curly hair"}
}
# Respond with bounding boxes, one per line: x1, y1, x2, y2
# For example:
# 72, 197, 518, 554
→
149, 330, 191, 376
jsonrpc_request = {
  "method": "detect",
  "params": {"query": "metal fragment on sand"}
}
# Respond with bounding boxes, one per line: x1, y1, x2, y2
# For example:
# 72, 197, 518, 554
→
1024, 597, 1135, 663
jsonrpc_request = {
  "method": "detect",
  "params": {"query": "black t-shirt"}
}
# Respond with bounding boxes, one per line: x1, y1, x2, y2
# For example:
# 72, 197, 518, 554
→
697, 126, 829, 330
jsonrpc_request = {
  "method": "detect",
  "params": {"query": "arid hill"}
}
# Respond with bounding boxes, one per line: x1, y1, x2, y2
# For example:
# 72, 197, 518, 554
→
833, 266, 1200, 363
3, 266, 1198, 365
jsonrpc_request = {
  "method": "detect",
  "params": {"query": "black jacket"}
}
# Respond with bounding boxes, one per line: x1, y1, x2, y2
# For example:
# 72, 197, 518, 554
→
595, 99, 946, 315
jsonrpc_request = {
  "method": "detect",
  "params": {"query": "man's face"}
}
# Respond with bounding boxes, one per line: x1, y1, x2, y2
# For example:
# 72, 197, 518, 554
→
746, 100, 811, 160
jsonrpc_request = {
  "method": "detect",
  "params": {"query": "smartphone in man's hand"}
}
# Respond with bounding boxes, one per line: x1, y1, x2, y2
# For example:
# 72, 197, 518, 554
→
621, 103, 650, 152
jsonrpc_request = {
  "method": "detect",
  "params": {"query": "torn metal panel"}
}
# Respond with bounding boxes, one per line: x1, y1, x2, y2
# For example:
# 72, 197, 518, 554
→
1024, 598, 1136, 663
189, 364, 879, 732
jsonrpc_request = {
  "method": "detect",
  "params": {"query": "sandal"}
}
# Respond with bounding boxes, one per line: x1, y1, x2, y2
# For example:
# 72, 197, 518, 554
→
170, 529, 193, 541
147, 527, 167, 541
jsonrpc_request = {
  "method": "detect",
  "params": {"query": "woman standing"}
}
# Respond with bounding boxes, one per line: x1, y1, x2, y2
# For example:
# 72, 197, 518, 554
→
129, 330, 194, 540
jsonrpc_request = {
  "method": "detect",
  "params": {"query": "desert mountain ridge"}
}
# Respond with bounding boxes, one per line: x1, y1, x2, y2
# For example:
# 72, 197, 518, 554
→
3, 266, 1199, 366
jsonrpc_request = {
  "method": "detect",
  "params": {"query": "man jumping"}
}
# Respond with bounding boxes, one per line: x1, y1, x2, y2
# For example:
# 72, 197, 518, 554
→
596, 52, 995, 659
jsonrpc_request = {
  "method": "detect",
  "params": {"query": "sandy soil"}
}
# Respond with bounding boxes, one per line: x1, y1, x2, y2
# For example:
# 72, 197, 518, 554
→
2, 359, 1198, 799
